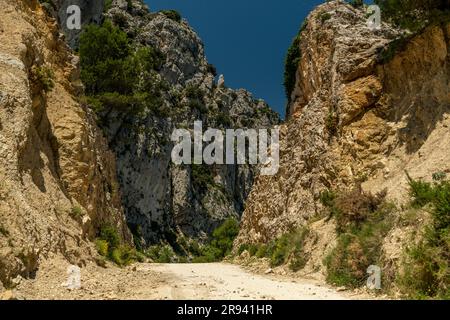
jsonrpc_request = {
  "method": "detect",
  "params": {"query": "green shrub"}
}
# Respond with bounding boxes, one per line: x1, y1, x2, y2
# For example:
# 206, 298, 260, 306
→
284, 29, 302, 105
191, 165, 214, 192
80, 20, 131, 95
238, 244, 249, 255
95, 225, 140, 266
185, 85, 204, 100
110, 246, 138, 266
215, 112, 232, 127
322, 186, 387, 233
160, 10, 182, 23
398, 175, 450, 298
70, 206, 83, 220
193, 218, 240, 263
349, 0, 364, 7
100, 225, 121, 250
240, 229, 309, 269
248, 244, 259, 257
79, 20, 166, 118
323, 186, 394, 288
325, 110, 339, 136
207, 63, 217, 76
104, 0, 112, 11
31, 66, 55, 92
325, 215, 393, 288
256, 245, 268, 258
374, 0, 449, 31
95, 239, 109, 257
319, 12, 332, 23
189, 100, 208, 114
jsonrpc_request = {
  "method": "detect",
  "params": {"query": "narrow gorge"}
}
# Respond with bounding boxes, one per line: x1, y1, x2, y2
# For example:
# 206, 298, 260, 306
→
0, 0, 449, 300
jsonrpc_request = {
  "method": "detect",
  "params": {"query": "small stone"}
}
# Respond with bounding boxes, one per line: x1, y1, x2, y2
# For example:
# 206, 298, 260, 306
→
264, 268, 273, 274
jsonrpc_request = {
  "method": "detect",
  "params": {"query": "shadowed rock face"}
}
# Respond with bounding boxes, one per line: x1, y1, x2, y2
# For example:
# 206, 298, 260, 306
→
47, 0, 280, 245
0, 0, 130, 287
41, 0, 105, 49
100, 1, 280, 244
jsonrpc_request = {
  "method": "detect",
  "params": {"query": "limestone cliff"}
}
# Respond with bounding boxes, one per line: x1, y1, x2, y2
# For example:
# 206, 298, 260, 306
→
236, 1, 449, 277
72, 0, 279, 245
0, 0, 130, 287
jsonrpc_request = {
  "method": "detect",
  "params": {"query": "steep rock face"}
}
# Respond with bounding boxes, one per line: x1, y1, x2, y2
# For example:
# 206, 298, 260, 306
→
236, 1, 449, 272
95, 1, 279, 244
40, 0, 105, 48
0, 0, 130, 287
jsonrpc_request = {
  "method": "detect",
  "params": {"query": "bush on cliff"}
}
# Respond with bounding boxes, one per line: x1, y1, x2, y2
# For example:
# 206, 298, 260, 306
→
397, 174, 450, 299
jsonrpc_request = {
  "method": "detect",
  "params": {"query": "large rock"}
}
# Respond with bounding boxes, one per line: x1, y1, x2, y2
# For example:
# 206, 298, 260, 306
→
98, 1, 280, 244
0, 0, 130, 288
236, 1, 450, 269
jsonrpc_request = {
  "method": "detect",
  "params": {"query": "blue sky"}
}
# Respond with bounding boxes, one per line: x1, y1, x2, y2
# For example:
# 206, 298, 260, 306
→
145, 0, 324, 117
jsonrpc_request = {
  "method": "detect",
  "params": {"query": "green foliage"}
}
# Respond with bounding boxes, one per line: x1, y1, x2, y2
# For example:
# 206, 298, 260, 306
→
79, 20, 166, 118
375, 0, 450, 31
319, 12, 332, 23
325, 213, 394, 288
185, 85, 204, 100
95, 239, 109, 257
398, 175, 450, 298
193, 218, 240, 263
146, 245, 176, 263
326, 110, 339, 136
191, 165, 215, 192
283, 30, 302, 105
377, 35, 412, 64
319, 189, 337, 209
321, 186, 388, 233
104, 0, 113, 11
96, 225, 139, 266
207, 63, 217, 77
189, 100, 208, 114
70, 206, 83, 220
80, 20, 131, 94
215, 112, 232, 127
323, 187, 394, 288
31, 66, 55, 92
407, 173, 437, 208
349, 0, 364, 7
160, 10, 182, 23
239, 228, 309, 270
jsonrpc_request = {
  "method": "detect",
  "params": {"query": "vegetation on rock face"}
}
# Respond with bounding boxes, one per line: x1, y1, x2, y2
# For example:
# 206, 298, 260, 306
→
159, 10, 182, 23
397, 174, 450, 299
321, 186, 395, 288
283, 30, 302, 107
95, 225, 144, 266
30, 65, 55, 92
375, 0, 450, 31
238, 227, 310, 271
79, 20, 166, 117
191, 165, 215, 193
144, 218, 240, 263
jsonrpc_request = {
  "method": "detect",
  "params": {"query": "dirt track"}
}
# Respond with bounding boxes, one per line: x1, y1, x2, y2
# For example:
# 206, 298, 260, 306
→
9, 259, 370, 300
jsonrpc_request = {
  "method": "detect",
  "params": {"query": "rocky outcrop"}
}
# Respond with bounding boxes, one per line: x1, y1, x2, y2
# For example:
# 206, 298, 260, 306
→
40, 0, 105, 48
90, 1, 279, 245
0, 0, 130, 288
236, 1, 450, 274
